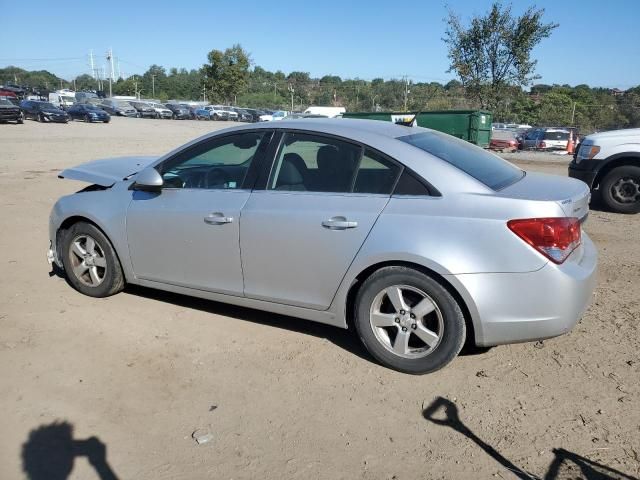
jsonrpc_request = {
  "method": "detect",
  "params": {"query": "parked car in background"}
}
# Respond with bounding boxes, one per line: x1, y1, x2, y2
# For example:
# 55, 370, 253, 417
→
303, 106, 346, 118
204, 105, 230, 121
231, 107, 253, 122
569, 128, 640, 214
0, 98, 24, 124
100, 99, 137, 117
146, 102, 173, 119
523, 128, 570, 151
217, 106, 239, 121
49, 119, 597, 374
259, 110, 288, 121
194, 106, 214, 120
489, 130, 518, 152
67, 103, 110, 123
130, 101, 157, 118
75, 92, 99, 104
242, 108, 265, 123
165, 103, 191, 120
20, 100, 69, 123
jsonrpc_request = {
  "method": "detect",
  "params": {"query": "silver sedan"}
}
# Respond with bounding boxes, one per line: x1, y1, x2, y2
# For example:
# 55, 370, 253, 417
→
48, 119, 597, 374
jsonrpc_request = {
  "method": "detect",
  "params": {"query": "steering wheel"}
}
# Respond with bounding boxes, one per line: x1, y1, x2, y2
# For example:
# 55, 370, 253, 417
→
205, 167, 230, 189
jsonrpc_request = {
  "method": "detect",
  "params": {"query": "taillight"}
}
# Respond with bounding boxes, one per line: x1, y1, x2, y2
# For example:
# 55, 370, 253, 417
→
507, 217, 581, 264
539, 141, 546, 148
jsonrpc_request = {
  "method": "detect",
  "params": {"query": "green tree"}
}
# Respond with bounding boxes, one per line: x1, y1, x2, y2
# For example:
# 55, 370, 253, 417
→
443, 2, 558, 109
202, 44, 251, 104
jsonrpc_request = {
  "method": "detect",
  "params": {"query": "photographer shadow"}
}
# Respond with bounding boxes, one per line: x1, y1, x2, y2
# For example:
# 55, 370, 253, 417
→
423, 397, 637, 480
22, 421, 119, 480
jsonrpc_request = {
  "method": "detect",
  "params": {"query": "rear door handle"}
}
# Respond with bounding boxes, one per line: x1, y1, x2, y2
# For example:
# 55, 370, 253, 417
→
204, 212, 233, 225
322, 216, 358, 230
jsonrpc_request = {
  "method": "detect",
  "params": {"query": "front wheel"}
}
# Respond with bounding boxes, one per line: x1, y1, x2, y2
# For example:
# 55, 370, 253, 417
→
600, 166, 640, 214
354, 266, 466, 374
84, 114, 91, 123
61, 222, 125, 297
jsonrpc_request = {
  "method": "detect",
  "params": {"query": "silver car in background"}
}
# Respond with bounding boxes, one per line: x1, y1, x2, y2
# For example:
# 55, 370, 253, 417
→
48, 119, 597, 374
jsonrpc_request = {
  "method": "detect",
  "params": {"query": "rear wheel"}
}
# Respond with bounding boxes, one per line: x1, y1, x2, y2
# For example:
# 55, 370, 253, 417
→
84, 114, 91, 123
354, 266, 466, 374
61, 222, 125, 297
600, 166, 640, 214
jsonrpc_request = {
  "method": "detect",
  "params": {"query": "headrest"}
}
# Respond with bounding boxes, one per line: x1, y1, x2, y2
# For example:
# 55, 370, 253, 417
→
277, 156, 304, 186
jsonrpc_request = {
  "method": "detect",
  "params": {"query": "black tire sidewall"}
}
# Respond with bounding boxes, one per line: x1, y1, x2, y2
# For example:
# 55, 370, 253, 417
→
60, 222, 124, 298
600, 166, 640, 214
354, 267, 466, 374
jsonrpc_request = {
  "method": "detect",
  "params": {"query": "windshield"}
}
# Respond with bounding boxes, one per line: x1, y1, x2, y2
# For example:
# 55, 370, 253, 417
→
61, 96, 74, 103
38, 103, 57, 110
398, 131, 524, 190
0, 99, 15, 106
85, 104, 101, 110
116, 101, 133, 108
543, 131, 569, 140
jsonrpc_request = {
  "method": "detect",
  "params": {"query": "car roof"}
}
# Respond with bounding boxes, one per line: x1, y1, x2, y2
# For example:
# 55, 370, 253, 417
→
246, 118, 420, 139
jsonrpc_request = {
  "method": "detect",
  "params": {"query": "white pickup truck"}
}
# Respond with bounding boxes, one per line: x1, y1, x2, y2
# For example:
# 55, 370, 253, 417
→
569, 128, 640, 214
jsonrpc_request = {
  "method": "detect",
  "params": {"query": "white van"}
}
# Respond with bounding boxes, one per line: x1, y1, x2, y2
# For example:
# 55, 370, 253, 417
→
303, 106, 346, 118
49, 91, 76, 110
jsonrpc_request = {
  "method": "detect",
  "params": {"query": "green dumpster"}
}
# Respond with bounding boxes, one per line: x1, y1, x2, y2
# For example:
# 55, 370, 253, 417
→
342, 110, 493, 147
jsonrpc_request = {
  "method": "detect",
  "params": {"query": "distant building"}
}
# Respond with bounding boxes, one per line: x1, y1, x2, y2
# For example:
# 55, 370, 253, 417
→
610, 88, 626, 97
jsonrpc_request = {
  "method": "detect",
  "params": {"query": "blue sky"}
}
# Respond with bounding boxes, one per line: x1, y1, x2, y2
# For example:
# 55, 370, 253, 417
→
1, 0, 638, 88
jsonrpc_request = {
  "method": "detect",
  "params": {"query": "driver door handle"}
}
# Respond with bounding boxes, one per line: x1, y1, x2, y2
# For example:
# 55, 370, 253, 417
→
204, 212, 233, 225
322, 216, 358, 230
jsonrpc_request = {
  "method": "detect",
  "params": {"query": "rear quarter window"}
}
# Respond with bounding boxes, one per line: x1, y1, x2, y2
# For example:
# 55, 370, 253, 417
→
398, 131, 524, 190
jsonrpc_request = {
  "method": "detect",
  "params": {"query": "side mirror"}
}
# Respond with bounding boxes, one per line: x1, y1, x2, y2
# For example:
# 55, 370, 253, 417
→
132, 167, 163, 191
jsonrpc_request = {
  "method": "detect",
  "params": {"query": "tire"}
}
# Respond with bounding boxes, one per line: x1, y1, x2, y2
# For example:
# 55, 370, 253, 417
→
103, 119, 109, 123
38, 113, 45, 122
354, 266, 466, 374
213, 114, 219, 121
17, 116, 23, 124
84, 114, 91, 123
61, 222, 125, 298
599, 166, 640, 214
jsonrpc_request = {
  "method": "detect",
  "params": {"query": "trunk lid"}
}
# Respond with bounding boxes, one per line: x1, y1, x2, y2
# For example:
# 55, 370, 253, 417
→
58, 156, 158, 187
497, 172, 590, 220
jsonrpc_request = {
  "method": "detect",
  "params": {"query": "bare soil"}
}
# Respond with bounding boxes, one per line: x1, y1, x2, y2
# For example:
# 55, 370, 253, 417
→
1, 118, 638, 480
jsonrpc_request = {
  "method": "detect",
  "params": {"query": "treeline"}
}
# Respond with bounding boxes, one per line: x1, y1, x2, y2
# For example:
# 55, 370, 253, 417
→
2, 64, 639, 133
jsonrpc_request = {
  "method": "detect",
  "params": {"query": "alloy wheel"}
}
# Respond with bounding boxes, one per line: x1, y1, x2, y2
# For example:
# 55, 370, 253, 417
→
369, 285, 443, 358
68, 234, 107, 287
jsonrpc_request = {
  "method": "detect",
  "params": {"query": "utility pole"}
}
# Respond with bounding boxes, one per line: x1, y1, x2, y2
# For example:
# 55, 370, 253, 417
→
89, 50, 96, 79
355, 85, 359, 110
151, 74, 156, 97
403, 76, 411, 112
571, 101, 576, 125
274, 82, 277, 100
288, 84, 294, 112
106, 49, 114, 97
59, 79, 63, 90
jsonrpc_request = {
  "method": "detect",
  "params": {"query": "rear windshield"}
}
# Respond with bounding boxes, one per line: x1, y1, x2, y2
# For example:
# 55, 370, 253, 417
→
543, 131, 569, 140
398, 131, 524, 190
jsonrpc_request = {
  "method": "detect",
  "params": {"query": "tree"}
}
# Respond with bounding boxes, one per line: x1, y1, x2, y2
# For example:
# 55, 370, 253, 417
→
443, 2, 558, 109
202, 44, 251, 104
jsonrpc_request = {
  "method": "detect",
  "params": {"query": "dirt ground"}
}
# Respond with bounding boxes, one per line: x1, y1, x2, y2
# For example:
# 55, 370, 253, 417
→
1, 117, 638, 480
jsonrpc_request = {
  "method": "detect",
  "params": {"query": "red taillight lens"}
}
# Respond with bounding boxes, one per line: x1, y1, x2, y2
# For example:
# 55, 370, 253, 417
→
540, 141, 546, 148
507, 217, 581, 264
